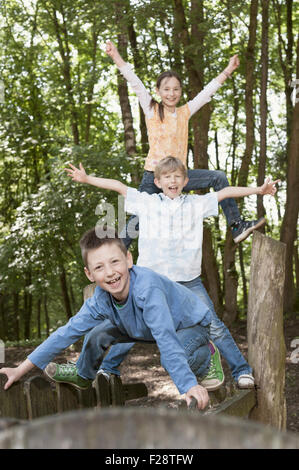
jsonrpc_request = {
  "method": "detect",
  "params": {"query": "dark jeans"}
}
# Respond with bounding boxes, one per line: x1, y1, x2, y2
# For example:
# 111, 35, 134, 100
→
120, 169, 241, 248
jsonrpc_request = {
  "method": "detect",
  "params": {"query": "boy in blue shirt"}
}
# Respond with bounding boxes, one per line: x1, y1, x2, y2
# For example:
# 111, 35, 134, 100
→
0, 228, 224, 410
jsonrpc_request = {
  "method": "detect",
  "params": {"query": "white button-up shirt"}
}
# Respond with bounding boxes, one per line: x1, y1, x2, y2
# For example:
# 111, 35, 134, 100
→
125, 188, 218, 282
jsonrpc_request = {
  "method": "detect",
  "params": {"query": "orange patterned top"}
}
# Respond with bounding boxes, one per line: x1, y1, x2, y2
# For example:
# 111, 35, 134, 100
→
144, 104, 191, 171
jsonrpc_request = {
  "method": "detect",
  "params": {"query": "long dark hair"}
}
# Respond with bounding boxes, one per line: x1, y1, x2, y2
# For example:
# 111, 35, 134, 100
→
150, 70, 182, 122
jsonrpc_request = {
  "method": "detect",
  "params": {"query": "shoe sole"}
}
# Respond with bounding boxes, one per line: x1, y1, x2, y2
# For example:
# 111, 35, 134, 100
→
44, 368, 90, 390
238, 383, 255, 389
233, 217, 266, 244
202, 377, 225, 391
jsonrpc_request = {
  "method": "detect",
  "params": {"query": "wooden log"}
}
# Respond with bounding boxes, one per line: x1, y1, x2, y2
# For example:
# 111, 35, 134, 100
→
211, 389, 256, 418
110, 375, 125, 406
24, 376, 57, 420
55, 382, 96, 413
93, 373, 111, 407
0, 376, 28, 420
122, 382, 148, 401
247, 232, 287, 429
1, 407, 299, 449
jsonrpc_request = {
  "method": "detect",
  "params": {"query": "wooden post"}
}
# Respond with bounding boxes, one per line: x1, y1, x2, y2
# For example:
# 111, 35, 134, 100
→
247, 232, 287, 429
24, 376, 57, 420
0, 376, 28, 420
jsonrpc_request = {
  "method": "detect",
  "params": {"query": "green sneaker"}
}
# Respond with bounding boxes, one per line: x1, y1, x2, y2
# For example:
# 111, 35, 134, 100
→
44, 362, 92, 390
200, 342, 225, 391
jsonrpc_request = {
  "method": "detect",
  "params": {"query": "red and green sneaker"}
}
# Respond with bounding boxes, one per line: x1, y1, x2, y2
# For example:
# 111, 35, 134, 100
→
44, 362, 92, 390
200, 342, 225, 391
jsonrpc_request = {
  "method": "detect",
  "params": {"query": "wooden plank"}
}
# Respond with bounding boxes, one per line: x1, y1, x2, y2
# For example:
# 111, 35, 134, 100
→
110, 375, 125, 406
77, 387, 97, 409
0, 376, 28, 420
122, 382, 148, 401
93, 373, 111, 407
211, 389, 256, 418
24, 376, 57, 420
247, 232, 287, 429
55, 383, 80, 413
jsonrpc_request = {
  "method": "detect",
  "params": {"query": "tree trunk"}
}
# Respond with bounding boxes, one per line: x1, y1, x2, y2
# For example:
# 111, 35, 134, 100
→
84, 23, 99, 144
280, 34, 299, 312
44, 295, 50, 337
50, 5, 80, 145
13, 292, 20, 342
238, 0, 259, 189
247, 232, 287, 430
257, 0, 269, 226
37, 298, 41, 338
24, 272, 32, 340
222, 233, 238, 325
127, 18, 148, 157
172, 0, 223, 311
59, 265, 73, 320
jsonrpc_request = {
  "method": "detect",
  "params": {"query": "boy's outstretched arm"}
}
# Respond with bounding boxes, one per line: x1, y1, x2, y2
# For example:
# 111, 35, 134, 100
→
65, 163, 128, 197
106, 40, 126, 68
217, 177, 280, 202
0, 359, 35, 390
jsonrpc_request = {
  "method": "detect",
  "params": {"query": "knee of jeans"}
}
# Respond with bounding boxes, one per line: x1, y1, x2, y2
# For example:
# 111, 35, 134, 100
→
85, 327, 111, 350
210, 321, 227, 341
214, 170, 228, 185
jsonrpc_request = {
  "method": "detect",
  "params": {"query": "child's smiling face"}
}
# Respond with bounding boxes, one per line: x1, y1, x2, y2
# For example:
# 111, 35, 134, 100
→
84, 243, 133, 302
154, 170, 189, 199
156, 76, 182, 110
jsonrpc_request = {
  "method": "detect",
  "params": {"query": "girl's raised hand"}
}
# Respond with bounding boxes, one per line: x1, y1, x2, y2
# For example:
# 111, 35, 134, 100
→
106, 40, 117, 58
227, 54, 240, 73
65, 163, 88, 183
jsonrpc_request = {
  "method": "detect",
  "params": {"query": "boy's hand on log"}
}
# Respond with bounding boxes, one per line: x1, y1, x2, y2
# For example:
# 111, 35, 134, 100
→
65, 163, 88, 183
259, 177, 280, 196
185, 384, 209, 410
0, 367, 21, 390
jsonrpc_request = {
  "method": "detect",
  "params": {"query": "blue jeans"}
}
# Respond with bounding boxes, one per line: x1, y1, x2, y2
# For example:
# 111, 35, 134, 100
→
121, 169, 241, 248
76, 318, 211, 381
100, 277, 252, 381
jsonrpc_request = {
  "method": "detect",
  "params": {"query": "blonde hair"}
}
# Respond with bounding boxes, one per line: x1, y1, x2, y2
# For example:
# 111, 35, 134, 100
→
154, 156, 187, 180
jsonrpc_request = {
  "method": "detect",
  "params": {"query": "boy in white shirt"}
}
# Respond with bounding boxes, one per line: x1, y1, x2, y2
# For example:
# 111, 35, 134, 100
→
66, 157, 279, 390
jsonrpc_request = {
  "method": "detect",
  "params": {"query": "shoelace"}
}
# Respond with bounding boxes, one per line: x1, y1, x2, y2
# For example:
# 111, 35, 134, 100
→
205, 360, 217, 379
58, 364, 77, 376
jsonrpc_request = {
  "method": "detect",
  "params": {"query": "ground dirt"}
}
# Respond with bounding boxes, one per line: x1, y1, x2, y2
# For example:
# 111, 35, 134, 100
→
2, 316, 299, 434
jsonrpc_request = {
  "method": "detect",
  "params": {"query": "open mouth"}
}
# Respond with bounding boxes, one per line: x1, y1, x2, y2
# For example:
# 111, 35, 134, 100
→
168, 186, 178, 192
106, 275, 121, 287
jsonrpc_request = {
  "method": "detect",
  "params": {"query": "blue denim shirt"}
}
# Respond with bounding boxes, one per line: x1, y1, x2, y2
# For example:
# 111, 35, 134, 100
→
28, 266, 211, 393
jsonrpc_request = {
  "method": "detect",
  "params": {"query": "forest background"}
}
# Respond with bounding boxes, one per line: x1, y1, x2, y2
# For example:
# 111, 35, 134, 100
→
0, 0, 298, 344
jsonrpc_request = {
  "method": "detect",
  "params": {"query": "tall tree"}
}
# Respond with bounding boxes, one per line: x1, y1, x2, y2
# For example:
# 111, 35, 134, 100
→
280, 34, 299, 312
257, 0, 269, 226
